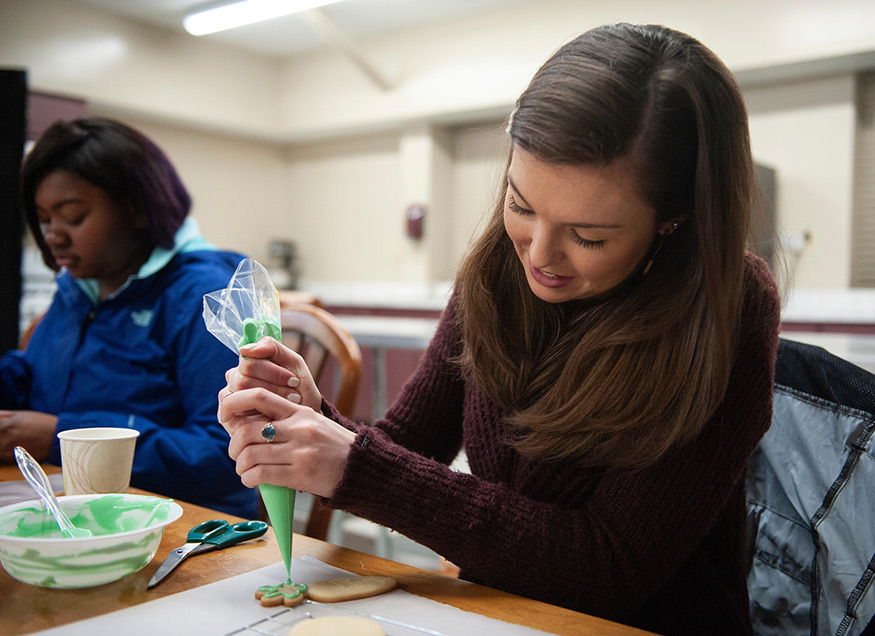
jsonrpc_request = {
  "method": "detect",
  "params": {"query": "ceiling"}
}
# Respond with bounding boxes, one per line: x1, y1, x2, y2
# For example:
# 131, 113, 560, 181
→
75, 0, 537, 58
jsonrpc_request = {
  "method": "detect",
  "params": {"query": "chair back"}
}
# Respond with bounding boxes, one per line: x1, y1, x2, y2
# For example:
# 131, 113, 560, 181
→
279, 302, 362, 540
746, 338, 875, 636
19, 312, 44, 349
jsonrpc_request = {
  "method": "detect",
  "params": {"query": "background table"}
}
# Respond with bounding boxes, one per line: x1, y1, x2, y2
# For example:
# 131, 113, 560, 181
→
337, 315, 438, 421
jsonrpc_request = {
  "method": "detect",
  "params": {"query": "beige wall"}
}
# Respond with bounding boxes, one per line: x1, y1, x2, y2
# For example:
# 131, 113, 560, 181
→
2, 0, 872, 292
284, 133, 402, 282
747, 76, 857, 289
450, 123, 511, 267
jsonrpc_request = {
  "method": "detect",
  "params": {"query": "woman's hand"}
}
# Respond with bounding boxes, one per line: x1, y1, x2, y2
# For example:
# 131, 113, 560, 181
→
219, 336, 322, 412
0, 410, 58, 462
217, 384, 355, 498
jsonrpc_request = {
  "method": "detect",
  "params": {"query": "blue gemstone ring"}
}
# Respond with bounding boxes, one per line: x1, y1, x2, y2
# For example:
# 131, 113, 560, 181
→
261, 422, 276, 443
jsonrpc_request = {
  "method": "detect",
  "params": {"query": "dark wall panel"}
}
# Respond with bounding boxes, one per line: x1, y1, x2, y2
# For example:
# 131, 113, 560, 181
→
0, 69, 27, 354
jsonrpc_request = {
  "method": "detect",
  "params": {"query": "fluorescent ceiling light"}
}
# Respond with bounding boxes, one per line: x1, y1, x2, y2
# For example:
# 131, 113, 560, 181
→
183, 0, 345, 36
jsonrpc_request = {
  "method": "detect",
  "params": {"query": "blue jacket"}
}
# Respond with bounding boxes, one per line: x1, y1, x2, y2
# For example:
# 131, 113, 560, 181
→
1, 220, 258, 518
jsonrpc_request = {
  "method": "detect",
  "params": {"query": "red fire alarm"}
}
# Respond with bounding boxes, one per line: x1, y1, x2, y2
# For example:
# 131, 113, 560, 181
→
406, 204, 426, 240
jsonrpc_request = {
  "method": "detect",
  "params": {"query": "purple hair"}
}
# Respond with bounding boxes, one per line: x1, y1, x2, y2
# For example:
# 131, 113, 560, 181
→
21, 117, 191, 270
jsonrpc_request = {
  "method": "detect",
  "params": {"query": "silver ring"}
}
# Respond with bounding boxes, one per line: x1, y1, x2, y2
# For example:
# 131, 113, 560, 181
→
261, 422, 276, 443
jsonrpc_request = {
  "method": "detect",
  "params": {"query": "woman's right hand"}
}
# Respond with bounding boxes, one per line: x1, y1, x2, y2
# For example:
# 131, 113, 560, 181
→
219, 336, 322, 412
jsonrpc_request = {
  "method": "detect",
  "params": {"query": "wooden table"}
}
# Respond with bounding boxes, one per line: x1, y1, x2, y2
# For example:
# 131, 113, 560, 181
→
0, 465, 654, 636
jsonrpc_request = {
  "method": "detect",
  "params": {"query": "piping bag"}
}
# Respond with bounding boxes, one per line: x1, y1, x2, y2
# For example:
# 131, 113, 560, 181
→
202, 258, 296, 584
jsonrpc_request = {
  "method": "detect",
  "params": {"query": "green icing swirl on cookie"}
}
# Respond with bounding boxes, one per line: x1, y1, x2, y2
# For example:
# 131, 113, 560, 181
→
257, 581, 308, 600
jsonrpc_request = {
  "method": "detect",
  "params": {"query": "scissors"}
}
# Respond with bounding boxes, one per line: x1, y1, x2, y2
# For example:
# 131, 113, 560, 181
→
146, 518, 268, 589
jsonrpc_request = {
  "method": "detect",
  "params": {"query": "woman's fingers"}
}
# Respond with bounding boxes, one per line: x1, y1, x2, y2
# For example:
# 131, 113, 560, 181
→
235, 338, 300, 389
226, 366, 303, 404
229, 408, 356, 497
234, 337, 320, 410
217, 386, 294, 435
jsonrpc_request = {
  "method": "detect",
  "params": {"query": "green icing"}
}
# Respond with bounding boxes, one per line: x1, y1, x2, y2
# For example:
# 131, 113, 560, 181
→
257, 581, 307, 600
0, 496, 172, 539
259, 483, 296, 582
9, 538, 153, 570
238, 317, 281, 349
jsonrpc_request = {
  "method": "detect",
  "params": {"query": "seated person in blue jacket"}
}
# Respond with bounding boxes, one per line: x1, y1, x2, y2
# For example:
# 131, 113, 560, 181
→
0, 117, 258, 518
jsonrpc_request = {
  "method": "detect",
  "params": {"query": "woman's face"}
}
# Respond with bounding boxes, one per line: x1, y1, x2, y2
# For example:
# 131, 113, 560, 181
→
504, 146, 670, 303
35, 170, 150, 299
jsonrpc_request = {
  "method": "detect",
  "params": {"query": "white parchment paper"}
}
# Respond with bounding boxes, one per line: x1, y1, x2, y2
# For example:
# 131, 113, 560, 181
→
34, 555, 558, 636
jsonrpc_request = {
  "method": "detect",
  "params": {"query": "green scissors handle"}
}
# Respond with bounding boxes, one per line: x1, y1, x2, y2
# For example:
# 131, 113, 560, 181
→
147, 518, 269, 589
188, 519, 268, 549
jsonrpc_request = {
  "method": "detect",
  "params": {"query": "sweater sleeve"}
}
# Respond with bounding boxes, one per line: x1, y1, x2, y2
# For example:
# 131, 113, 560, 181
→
328, 256, 781, 620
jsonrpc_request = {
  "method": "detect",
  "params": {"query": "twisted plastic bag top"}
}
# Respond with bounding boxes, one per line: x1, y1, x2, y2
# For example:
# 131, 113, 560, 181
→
202, 258, 282, 354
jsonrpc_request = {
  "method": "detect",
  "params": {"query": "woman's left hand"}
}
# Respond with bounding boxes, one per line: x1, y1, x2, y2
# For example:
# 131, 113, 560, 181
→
218, 386, 355, 498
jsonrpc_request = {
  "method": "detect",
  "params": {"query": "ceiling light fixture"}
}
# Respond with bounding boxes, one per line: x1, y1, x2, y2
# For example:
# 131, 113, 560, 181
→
183, 0, 345, 36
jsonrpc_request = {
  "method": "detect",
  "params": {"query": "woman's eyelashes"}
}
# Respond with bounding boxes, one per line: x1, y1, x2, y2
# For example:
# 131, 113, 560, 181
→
508, 194, 606, 250
570, 232, 605, 249
507, 194, 533, 216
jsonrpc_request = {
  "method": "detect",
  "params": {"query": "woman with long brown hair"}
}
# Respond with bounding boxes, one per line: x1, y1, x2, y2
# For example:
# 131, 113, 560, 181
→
218, 23, 780, 635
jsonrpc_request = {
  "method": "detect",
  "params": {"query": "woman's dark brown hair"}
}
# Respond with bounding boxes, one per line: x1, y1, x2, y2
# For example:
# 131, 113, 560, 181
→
456, 23, 755, 469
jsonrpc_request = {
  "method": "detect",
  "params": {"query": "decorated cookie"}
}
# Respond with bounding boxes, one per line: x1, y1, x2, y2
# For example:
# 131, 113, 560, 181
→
255, 582, 308, 607
255, 575, 397, 608
288, 616, 385, 635
305, 576, 398, 603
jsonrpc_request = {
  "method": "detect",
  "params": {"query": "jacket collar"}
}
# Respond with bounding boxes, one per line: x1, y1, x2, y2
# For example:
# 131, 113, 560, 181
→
74, 218, 215, 304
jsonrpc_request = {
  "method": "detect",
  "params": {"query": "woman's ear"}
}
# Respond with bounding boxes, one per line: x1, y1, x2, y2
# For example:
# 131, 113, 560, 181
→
658, 215, 688, 236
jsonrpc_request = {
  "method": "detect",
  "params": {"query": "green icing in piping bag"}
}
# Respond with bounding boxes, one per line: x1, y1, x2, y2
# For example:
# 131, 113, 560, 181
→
258, 484, 296, 584
238, 317, 282, 350
239, 317, 296, 583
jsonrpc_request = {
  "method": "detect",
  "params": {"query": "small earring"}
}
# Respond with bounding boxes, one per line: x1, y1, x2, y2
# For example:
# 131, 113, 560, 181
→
662, 221, 679, 236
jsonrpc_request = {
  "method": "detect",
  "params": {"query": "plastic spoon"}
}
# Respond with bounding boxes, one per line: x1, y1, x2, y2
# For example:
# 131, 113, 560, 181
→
14, 446, 92, 539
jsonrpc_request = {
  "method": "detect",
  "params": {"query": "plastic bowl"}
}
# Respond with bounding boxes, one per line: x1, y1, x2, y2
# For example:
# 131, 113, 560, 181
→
0, 493, 182, 588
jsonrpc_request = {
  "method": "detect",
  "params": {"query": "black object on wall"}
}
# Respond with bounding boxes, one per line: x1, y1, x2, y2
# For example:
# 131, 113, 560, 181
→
0, 69, 27, 354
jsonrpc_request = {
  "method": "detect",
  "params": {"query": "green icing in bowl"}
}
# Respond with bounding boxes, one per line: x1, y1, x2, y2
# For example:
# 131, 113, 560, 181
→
0, 494, 181, 588
0, 495, 172, 539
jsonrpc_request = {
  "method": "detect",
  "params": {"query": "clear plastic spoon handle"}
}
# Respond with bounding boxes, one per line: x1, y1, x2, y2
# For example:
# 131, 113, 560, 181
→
13, 446, 90, 538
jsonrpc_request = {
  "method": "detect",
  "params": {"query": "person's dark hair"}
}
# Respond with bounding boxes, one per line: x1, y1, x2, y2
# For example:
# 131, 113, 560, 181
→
21, 117, 191, 271
456, 23, 757, 469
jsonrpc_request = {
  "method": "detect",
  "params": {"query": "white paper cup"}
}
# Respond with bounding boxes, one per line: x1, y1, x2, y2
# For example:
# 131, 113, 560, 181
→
57, 428, 140, 495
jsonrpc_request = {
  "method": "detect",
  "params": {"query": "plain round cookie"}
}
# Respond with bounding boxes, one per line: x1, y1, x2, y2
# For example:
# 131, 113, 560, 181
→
305, 576, 397, 603
288, 616, 385, 636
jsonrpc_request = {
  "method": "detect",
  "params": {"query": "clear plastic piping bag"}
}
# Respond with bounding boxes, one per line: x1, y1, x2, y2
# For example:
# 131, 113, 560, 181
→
203, 258, 296, 582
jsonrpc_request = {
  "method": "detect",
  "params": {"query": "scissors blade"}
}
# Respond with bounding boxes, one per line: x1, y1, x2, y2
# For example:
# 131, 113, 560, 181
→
146, 542, 201, 589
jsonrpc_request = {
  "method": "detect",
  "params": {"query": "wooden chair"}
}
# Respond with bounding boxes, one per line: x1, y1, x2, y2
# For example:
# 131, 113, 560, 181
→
19, 311, 44, 349
279, 302, 362, 540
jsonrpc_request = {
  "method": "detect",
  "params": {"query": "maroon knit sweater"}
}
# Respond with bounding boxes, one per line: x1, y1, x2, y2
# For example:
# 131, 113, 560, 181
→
326, 253, 781, 636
